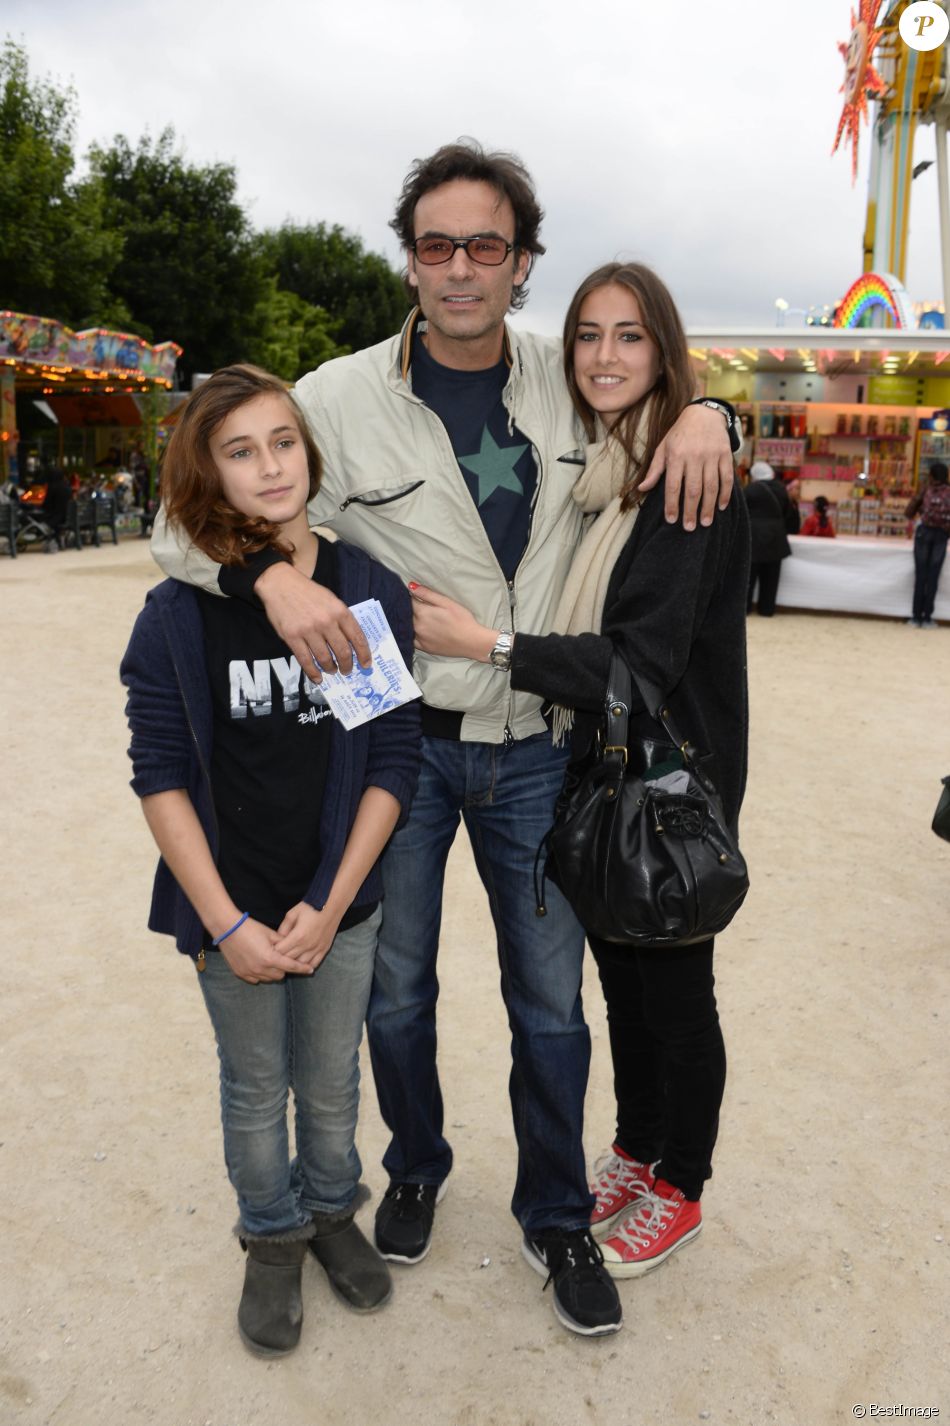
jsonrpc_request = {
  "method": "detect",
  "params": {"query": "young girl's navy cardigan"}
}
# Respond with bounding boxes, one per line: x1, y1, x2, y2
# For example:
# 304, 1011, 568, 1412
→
120, 540, 422, 958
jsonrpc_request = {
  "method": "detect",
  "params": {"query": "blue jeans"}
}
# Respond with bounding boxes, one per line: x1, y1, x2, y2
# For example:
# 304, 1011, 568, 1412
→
198, 907, 380, 1237
367, 733, 594, 1235
912, 524, 948, 623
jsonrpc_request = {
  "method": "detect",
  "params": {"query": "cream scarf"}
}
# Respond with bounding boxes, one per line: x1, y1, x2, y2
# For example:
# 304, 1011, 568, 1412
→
551, 435, 640, 637
548, 413, 647, 741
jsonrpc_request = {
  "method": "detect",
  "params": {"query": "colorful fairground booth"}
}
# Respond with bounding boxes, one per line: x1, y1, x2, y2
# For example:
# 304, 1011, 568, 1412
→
691, 307, 950, 618
0, 310, 183, 525
692, 0, 950, 620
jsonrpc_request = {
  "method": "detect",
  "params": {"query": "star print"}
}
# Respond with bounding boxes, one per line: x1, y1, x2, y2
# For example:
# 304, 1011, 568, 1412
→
458, 426, 529, 506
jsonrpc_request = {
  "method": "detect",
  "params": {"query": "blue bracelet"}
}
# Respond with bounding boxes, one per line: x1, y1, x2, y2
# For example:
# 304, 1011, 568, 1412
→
213, 911, 249, 946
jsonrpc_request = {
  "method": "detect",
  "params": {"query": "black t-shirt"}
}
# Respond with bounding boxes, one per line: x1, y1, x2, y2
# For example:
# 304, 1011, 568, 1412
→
198, 539, 373, 934
411, 331, 537, 581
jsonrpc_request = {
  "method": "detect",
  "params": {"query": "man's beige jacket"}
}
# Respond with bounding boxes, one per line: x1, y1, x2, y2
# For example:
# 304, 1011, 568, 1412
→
151, 310, 585, 744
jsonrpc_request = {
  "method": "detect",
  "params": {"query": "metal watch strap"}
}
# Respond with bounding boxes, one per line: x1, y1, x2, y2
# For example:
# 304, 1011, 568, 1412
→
690, 398, 741, 454
489, 630, 513, 670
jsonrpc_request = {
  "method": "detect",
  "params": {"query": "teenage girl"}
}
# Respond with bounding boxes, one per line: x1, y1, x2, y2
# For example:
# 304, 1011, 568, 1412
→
121, 365, 420, 1355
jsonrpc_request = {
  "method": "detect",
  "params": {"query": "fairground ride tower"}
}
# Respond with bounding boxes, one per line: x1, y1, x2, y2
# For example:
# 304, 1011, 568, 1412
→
860, 1, 949, 308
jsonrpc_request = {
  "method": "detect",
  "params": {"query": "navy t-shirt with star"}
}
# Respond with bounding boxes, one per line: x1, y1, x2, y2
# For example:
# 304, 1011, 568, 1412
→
197, 539, 374, 934
411, 332, 537, 580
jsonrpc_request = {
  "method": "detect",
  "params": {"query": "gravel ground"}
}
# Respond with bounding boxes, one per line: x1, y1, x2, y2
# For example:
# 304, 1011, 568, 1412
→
1, 537, 947, 1426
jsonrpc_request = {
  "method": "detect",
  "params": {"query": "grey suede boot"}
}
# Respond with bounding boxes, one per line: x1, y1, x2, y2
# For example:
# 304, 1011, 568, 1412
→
238, 1233, 311, 1356
309, 1210, 393, 1313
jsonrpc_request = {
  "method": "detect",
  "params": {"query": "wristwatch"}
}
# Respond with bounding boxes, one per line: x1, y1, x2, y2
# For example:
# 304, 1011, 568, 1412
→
689, 398, 742, 454
489, 631, 514, 671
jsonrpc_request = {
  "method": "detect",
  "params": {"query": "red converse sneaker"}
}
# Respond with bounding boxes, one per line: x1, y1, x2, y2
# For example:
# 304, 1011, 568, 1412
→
589, 1147, 655, 1238
599, 1179, 702, 1278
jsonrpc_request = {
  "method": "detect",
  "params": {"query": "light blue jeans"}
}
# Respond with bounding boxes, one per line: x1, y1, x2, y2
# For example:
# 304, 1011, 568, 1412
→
198, 907, 380, 1237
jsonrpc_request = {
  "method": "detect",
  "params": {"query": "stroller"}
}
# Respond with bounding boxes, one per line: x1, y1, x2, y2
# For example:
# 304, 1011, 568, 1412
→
19, 469, 72, 552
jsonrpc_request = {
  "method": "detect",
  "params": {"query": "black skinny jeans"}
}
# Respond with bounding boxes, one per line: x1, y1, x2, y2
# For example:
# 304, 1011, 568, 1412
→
588, 935, 726, 1201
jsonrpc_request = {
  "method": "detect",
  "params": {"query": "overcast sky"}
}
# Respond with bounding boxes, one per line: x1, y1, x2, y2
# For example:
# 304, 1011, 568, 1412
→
7, 0, 945, 337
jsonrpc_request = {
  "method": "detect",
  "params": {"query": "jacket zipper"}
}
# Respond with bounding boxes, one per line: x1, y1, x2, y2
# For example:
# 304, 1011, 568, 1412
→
503, 578, 516, 748
504, 363, 552, 746
339, 480, 425, 512
424, 402, 519, 744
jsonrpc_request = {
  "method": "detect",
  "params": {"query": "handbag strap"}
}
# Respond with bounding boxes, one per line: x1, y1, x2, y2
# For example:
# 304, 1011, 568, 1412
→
602, 655, 632, 799
604, 651, 700, 772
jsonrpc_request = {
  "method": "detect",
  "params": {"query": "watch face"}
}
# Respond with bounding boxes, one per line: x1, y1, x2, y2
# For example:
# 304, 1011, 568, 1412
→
490, 635, 512, 670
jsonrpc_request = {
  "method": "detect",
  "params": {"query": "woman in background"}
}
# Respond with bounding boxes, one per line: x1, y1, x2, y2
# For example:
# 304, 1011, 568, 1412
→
744, 460, 798, 616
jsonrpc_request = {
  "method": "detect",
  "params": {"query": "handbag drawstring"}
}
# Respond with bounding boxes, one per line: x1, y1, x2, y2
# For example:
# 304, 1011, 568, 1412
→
533, 830, 551, 918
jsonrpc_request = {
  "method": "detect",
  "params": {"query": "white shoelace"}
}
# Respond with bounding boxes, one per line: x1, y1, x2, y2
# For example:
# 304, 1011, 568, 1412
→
590, 1151, 651, 1209
611, 1189, 676, 1251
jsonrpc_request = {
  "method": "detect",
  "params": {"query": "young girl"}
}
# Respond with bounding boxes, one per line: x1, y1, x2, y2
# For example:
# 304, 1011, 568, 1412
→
120, 366, 420, 1356
800, 493, 836, 538
409, 263, 749, 1284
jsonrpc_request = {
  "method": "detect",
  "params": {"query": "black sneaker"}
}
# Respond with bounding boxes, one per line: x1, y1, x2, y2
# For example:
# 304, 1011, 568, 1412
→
522, 1228, 623, 1337
374, 1179, 447, 1264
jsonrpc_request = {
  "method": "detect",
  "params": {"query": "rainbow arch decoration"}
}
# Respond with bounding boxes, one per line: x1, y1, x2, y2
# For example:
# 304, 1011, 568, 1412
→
833, 272, 915, 329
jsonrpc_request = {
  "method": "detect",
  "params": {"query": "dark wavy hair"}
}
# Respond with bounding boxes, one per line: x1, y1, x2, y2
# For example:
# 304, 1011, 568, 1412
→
160, 365, 322, 566
563, 263, 696, 512
389, 138, 545, 312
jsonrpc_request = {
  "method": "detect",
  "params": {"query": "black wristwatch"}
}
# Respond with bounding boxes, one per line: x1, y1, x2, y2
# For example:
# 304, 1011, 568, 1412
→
689, 398, 742, 454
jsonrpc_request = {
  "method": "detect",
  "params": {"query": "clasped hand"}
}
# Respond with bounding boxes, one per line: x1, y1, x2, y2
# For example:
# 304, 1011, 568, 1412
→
273, 900, 342, 969
220, 902, 341, 983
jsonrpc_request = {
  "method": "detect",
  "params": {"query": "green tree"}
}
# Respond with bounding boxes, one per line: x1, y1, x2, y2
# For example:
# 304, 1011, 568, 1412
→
245, 277, 348, 383
87, 128, 270, 378
0, 38, 121, 325
257, 223, 409, 353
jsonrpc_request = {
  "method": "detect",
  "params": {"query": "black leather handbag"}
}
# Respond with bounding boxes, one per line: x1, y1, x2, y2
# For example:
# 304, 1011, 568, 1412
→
540, 653, 749, 946
933, 776, 950, 842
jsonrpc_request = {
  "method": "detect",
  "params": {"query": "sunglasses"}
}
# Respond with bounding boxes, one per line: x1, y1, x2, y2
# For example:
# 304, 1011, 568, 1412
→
410, 235, 515, 267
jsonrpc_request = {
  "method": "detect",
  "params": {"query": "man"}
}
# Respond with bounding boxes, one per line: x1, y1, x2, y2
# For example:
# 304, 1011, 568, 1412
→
905, 460, 950, 628
152, 140, 736, 1337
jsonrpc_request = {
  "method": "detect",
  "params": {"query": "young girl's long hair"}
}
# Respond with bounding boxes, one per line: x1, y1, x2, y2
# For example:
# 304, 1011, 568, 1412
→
563, 263, 696, 512
161, 365, 323, 565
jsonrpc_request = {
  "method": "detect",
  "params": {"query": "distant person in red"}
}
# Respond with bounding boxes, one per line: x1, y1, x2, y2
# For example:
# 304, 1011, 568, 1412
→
905, 461, 950, 629
800, 495, 836, 538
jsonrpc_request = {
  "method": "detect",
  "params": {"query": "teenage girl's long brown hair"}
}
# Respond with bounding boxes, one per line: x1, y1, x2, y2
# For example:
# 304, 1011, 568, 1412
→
160, 365, 323, 566
563, 262, 696, 512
